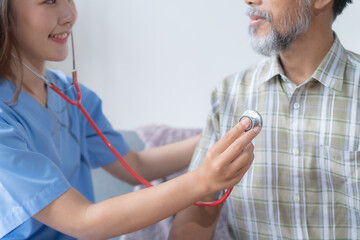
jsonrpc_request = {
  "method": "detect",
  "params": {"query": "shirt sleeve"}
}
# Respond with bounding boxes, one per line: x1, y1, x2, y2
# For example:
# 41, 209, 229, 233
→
188, 84, 227, 199
80, 85, 131, 169
0, 122, 71, 238
189, 86, 221, 171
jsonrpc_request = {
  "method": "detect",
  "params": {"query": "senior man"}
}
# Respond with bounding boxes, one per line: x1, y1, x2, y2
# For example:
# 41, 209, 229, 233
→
169, 0, 359, 239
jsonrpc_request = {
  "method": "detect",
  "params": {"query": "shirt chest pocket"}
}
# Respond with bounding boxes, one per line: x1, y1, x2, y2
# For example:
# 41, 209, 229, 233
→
303, 146, 360, 211
324, 146, 360, 182
305, 146, 359, 183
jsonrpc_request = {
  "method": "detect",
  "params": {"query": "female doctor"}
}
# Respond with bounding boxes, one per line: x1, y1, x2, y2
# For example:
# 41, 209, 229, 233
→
0, 0, 260, 239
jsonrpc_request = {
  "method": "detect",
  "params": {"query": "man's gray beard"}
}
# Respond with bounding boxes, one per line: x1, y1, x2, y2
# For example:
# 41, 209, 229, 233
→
248, 4, 311, 56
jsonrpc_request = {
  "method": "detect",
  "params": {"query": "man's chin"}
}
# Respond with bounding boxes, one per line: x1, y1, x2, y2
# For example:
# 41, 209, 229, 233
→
249, 35, 274, 56
249, 24, 271, 36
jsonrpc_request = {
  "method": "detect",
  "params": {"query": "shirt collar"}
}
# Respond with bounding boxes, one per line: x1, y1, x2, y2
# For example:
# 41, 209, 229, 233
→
255, 56, 284, 88
311, 34, 346, 92
257, 34, 347, 92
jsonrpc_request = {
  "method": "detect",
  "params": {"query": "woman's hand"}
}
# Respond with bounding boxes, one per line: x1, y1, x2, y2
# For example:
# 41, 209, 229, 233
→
195, 117, 260, 195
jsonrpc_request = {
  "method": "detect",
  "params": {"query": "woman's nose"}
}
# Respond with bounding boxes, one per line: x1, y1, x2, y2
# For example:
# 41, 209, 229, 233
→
58, 0, 77, 27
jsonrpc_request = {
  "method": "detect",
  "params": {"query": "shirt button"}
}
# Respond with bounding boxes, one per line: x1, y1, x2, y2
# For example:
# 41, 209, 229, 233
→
292, 149, 299, 155
294, 103, 300, 110
293, 193, 300, 202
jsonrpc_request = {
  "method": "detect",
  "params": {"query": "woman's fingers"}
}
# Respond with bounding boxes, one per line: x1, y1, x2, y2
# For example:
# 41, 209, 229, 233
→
200, 120, 261, 194
231, 143, 254, 174
220, 143, 254, 178
233, 151, 255, 183
220, 125, 260, 164
210, 118, 251, 155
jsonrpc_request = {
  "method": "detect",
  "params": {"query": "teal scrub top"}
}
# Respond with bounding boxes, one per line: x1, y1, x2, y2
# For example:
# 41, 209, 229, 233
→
0, 70, 130, 239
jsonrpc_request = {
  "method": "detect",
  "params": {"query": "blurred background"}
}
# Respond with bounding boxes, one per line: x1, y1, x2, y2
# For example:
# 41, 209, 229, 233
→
50, 0, 360, 130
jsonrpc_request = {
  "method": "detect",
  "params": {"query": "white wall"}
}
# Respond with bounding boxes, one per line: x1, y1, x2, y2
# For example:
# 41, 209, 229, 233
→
51, 0, 360, 130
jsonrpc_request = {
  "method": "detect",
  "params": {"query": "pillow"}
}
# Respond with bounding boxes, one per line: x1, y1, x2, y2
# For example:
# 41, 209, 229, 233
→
136, 124, 202, 148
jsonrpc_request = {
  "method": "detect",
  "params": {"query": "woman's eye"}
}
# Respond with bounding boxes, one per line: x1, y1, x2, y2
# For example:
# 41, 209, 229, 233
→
44, 0, 56, 4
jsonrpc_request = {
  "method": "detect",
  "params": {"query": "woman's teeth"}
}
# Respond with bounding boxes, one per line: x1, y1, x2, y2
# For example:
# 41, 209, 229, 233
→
49, 33, 68, 39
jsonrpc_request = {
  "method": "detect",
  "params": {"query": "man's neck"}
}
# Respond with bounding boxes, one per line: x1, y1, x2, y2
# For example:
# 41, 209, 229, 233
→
279, 24, 334, 86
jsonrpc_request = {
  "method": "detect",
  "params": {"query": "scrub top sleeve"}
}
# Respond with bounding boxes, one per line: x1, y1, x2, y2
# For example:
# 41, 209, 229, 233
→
80, 86, 130, 169
0, 123, 71, 238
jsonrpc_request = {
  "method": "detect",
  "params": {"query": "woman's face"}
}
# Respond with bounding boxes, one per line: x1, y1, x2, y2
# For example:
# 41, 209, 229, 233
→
11, 0, 77, 66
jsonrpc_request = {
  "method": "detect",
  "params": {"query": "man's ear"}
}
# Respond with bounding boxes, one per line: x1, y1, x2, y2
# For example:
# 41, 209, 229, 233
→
312, 0, 334, 20
313, 0, 333, 11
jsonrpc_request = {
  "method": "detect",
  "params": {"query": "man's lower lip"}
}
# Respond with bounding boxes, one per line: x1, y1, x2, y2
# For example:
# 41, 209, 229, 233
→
250, 19, 266, 27
49, 36, 69, 44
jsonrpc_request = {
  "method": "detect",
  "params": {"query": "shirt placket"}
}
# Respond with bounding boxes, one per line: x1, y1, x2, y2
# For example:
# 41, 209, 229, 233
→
287, 80, 306, 239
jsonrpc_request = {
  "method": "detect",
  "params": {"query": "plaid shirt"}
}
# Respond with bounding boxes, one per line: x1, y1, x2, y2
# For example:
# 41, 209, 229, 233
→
190, 35, 360, 239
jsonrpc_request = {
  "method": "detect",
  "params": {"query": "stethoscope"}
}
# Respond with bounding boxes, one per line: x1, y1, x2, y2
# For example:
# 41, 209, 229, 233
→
12, 33, 263, 207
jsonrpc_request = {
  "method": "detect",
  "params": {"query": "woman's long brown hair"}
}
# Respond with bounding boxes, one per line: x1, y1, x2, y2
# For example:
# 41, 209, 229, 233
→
0, 0, 22, 103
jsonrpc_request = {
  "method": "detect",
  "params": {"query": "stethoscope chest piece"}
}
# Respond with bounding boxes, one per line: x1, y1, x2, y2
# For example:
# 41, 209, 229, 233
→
239, 110, 263, 132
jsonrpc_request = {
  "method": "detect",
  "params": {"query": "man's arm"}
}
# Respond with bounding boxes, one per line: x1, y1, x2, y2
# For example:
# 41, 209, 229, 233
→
169, 195, 222, 240
170, 139, 255, 239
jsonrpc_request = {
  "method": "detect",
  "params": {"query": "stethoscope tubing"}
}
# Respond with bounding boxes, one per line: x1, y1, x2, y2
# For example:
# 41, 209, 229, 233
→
14, 30, 232, 207
49, 72, 232, 207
